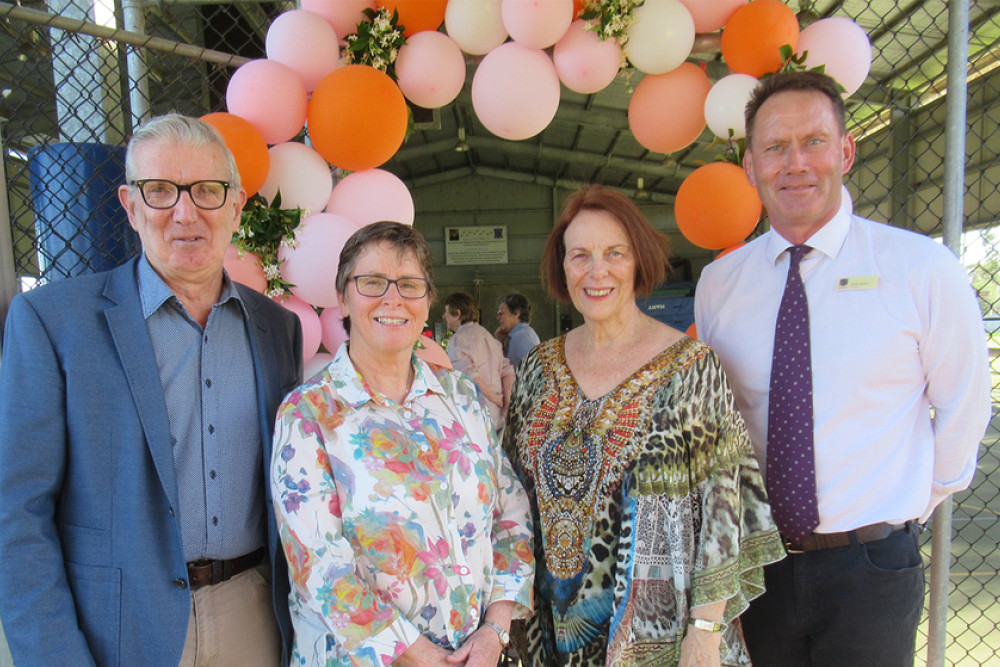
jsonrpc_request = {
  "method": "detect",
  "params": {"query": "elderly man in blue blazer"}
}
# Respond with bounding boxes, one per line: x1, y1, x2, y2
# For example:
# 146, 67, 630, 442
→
0, 115, 303, 666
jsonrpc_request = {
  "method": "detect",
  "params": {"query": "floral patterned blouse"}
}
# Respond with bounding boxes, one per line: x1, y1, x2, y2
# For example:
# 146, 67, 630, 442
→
271, 345, 535, 667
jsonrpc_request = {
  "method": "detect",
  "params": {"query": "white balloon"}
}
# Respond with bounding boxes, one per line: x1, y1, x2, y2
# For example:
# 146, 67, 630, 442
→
704, 73, 759, 139
445, 0, 508, 56
798, 17, 872, 97
258, 142, 333, 215
625, 0, 696, 75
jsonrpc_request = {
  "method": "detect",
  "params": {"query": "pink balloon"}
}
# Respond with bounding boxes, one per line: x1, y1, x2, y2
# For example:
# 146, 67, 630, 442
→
226, 59, 308, 145
553, 19, 621, 94
266, 9, 341, 92
501, 0, 574, 49
259, 142, 334, 215
304, 351, 335, 380
798, 17, 872, 97
273, 293, 322, 363
320, 305, 350, 355
326, 169, 414, 226
415, 336, 452, 370
278, 212, 357, 308
445, 0, 508, 56
677, 0, 746, 32
471, 42, 561, 140
224, 245, 267, 293
396, 31, 466, 109
628, 62, 711, 154
300, 0, 375, 43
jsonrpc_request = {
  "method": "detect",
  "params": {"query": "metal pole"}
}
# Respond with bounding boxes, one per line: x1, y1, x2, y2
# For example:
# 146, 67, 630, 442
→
0, 118, 17, 339
927, 0, 971, 665
121, 0, 152, 130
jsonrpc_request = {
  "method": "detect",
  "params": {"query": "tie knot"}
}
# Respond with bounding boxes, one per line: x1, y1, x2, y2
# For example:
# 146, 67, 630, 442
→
789, 245, 811, 267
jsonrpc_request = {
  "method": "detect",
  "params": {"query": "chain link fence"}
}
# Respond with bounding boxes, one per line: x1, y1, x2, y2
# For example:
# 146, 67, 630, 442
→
0, 0, 998, 664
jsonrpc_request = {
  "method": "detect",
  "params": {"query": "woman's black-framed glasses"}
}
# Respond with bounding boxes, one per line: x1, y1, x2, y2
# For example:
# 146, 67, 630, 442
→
350, 275, 430, 300
129, 179, 230, 210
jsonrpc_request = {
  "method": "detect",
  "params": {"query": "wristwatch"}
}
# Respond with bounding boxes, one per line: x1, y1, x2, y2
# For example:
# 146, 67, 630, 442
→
481, 619, 510, 648
689, 618, 726, 633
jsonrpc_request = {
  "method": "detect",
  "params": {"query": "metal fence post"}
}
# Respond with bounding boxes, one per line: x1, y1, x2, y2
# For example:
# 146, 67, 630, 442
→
927, 0, 971, 665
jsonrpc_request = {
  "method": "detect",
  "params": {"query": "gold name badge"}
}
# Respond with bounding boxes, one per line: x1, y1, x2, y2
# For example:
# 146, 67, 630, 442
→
836, 275, 879, 291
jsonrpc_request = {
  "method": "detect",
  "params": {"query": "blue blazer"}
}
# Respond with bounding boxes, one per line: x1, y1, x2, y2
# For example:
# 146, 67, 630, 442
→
0, 258, 303, 667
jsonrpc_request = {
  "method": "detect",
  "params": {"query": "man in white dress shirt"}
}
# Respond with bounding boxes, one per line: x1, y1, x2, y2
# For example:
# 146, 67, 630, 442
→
695, 71, 991, 666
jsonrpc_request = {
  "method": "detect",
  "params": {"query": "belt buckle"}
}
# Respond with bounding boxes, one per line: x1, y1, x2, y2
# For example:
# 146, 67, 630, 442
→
782, 538, 806, 555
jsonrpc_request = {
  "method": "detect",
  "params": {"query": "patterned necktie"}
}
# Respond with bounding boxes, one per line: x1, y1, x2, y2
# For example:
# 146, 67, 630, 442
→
767, 245, 820, 543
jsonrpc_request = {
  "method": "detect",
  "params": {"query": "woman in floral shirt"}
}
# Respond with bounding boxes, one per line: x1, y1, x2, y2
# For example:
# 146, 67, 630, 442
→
271, 222, 534, 667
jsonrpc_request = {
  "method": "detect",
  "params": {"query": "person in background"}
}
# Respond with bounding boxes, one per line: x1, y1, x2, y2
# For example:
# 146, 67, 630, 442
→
504, 184, 784, 666
495, 293, 540, 369
443, 291, 514, 432
0, 114, 303, 666
695, 71, 992, 666
271, 221, 534, 667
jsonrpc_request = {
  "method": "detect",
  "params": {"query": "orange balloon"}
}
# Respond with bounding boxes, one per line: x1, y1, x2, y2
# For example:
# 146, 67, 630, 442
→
200, 112, 270, 197
628, 62, 711, 154
685, 322, 697, 340
573, 0, 585, 18
721, 0, 799, 77
379, 0, 447, 36
715, 242, 746, 260
675, 162, 762, 249
307, 65, 408, 172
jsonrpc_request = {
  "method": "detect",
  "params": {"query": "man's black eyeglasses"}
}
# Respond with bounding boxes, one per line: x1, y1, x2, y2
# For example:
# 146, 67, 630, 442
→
129, 179, 230, 210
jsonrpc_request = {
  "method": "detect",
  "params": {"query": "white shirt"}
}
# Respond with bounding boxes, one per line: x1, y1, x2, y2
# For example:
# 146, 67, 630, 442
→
695, 190, 991, 531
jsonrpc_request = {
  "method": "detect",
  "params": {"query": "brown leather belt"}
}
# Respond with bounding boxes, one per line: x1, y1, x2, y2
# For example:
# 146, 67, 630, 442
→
783, 522, 907, 554
187, 547, 265, 589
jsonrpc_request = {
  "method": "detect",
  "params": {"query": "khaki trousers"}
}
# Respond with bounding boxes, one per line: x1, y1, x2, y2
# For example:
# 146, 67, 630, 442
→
178, 561, 281, 667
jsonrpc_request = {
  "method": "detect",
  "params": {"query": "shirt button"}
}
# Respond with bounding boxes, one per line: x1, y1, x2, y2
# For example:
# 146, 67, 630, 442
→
212, 516, 219, 526
205, 378, 212, 388
209, 470, 217, 480
455, 565, 470, 576
439, 481, 448, 491
208, 424, 215, 434
173, 578, 188, 589
168, 507, 175, 516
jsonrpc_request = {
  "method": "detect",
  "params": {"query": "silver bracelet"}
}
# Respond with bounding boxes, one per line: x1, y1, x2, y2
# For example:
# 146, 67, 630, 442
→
689, 618, 726, 633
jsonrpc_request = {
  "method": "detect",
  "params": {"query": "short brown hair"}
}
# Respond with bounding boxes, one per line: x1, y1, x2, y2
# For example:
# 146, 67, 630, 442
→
444, 292, 478, 324
542, 185, 670, 303
744, 71, 847, 149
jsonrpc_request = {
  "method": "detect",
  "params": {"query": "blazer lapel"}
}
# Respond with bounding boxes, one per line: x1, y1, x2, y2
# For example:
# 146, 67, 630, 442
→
102, 260, 179, 510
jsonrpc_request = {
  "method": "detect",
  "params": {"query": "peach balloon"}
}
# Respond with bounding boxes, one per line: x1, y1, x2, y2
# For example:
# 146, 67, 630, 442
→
326, 169, 415, 227
258, 142, 333, 215
396, 31, 466, 108
502, 0, 574, 50
320, 306, 350, 356
625, 0, 696, 75
677, 0, 746, 33
273, 293, 322, 363
265, 9, 341, 92
301, 0, 375, 41
471, 42, 561, 141
223, 245, 267, 293
553, 19, 622, 94
674, 162, 762, 249
415, 336, 452, 370
379, 0, 447, 36
445, 0, 508, 56
278, 213, 358, 307
704, 73, 759, 139
226, 59, 308, 145
798, 17, 872, 97
304, 351, 335, 380
721, 0, 799, 78
308, 65, 409, 172
628, 62, 711, 154
200, 112, 270, 197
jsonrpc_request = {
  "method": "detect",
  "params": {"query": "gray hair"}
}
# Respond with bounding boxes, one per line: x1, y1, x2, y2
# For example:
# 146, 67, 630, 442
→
125, 114, 241, 191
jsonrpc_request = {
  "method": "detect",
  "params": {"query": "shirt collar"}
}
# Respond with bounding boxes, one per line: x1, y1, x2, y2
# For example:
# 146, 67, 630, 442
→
137, 253, 244, 320
766, 185, 854, 265
330, 342, 446, 408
